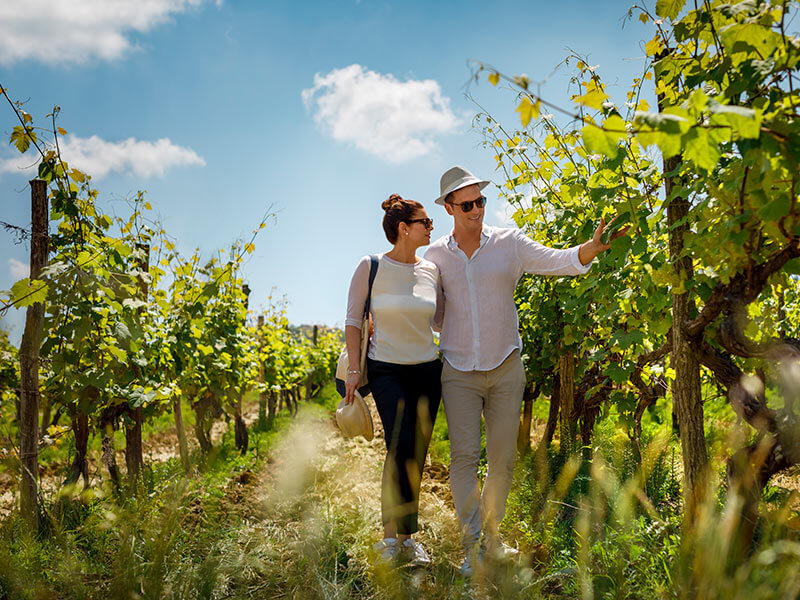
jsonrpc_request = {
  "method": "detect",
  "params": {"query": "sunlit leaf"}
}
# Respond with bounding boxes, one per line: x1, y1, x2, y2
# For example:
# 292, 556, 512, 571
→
516, 96, 540, 127
11, 278, 49, 307
645, 35, 664, 57
655, 0, 686, 19
574, 80, 608, 110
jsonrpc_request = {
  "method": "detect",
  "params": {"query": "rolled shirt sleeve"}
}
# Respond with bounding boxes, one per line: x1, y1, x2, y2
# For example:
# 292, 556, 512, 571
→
514, 229, 592, 276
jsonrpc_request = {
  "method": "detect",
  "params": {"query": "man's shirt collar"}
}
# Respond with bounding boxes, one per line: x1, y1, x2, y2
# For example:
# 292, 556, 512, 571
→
446, 224, 492, 251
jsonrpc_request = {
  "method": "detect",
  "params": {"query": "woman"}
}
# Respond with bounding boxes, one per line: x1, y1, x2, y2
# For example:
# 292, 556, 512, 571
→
344, 194, 442, 567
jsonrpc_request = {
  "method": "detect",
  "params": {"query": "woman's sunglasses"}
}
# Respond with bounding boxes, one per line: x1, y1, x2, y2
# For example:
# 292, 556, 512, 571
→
448, 196, 487, 213
406, 217, 434, 229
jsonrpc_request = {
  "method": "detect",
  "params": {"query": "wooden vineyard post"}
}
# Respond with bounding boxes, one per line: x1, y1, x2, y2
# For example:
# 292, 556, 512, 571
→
125, 243, 149, 483
665, 151, 707, 522
234, 284, 250, 454
257, 315, 268, 429
558, 350, 576, 456
18, 179, 48, 530
656, 59, 708, 524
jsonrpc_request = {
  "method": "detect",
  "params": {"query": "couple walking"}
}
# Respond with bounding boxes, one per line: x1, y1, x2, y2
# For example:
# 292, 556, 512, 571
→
343, 166, 625, 575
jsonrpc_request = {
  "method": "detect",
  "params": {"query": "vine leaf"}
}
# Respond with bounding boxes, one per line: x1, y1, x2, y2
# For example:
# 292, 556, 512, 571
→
10, 125, 34, 153
583, 115, 625, 159
10, 278, 49, 307
573, 80, 608, 110
655, 0, 686, 20
683, 128, 720, 172
516, 97, 540, 127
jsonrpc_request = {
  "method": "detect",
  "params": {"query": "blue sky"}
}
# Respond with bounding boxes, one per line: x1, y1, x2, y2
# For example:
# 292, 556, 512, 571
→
0, 0, 655, 341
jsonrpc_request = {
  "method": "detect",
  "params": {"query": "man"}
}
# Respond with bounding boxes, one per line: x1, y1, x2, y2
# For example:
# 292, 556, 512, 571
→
424, 166, 627, 576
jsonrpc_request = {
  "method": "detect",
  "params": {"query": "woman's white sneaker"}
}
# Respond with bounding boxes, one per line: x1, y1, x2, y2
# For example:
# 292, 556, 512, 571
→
372, 538, 399, 566
401, 538, 431, 566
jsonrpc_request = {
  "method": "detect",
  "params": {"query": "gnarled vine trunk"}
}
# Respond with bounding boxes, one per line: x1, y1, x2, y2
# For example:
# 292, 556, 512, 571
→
542, 371, 560, 448
234, 391, 248, 455
100, 406, 122, 491
173, 396, 190, 472
517, 382, 538, 453
64, 409, 90, 488
268, 389, 277, 425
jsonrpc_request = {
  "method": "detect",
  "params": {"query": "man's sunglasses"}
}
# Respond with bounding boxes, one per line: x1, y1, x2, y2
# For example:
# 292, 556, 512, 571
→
406, 217, 434, 229
448, 196, 487, 213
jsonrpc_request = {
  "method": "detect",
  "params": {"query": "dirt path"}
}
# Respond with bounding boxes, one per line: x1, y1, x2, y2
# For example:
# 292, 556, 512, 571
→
213, 397, 480, 598
251, 397, 458, 558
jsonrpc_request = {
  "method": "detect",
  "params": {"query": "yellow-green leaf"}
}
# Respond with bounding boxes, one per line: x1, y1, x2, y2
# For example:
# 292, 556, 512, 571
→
10, 278, 49, 307
645, 35, 664, 57
655, 0, 686, 19
683, 127, 720, 172
516, 97, 540, 127
10, 126, 34, 153
582, 115, 626, 159
489, 72, 500, 86
573, 80, 608, 111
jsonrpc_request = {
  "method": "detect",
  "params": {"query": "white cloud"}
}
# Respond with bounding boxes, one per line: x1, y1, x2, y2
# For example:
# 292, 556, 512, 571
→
0, 0, 212, 65
302, 64, 461, 163
8, 258, 28, 279
0, 135, 205, 179
493, 203, 516, 227
491, 190, 532, 227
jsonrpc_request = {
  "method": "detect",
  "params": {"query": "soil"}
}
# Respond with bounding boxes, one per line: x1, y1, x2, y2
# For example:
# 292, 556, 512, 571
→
0, 397, 265, 518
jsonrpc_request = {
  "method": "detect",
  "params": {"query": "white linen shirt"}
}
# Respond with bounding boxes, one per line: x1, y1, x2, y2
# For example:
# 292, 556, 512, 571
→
423, 225, 592, 372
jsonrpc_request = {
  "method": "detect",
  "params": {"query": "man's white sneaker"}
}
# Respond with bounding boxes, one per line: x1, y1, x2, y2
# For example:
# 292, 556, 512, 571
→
459, 544, 484, 577
482, 536, 520, 560
372, 538, 399, 566
401, 538, 431, 566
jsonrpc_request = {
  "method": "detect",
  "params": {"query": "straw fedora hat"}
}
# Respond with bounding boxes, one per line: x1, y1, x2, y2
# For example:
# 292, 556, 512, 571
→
435, 165, 490, 205
335, 391, 374, 441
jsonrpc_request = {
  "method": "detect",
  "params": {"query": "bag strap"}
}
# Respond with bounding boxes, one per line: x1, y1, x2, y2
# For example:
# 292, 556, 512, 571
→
363, 254, 379, 317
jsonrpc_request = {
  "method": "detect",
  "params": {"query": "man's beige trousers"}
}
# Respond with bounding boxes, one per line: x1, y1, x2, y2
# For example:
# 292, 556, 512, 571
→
441, 350, 526, 550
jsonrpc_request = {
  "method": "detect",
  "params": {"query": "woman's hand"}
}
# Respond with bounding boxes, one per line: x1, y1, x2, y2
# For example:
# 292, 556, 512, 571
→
344, 370, 361, 405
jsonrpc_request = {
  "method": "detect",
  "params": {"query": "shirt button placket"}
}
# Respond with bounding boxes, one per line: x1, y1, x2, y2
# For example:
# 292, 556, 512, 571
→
466, 259, 480, 370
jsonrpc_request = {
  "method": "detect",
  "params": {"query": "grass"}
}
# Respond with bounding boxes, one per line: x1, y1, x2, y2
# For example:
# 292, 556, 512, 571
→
1, 382, 800, 599
0, 385, 341, 599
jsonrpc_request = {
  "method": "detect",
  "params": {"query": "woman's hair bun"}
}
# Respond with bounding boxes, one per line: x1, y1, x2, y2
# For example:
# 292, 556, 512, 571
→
381, 194, 403, 211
